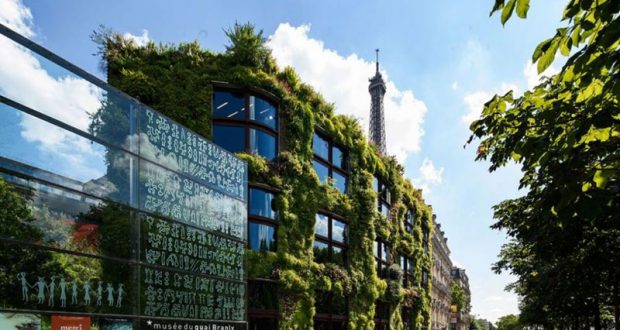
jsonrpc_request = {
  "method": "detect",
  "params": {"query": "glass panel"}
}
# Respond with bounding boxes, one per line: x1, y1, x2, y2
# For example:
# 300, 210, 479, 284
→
332, 170, 347, 194
0, 33, 131, 149
250, 188, 277, 219
249, 280, 278, 310
0, 174, 131, 259
312, 133, 329, 160
313, 320, 329, 330
373, 177, 379, 192
373, 241, 379, 259
314, 291, 330, 314
249, 128, 277, 160
332, 246, 345, 266
408, 258, 414, 275
0, 103, 133, 205
213, 90, 246, 120
333, 320, 348, 330
313, 160, 329, 183
313, 240, 329, 264
250, 96, 277, 130
332, 219, 346, 244
381, 244, 390, 262
314, 213, 329, 238
0, 241, 136, 315
380, 202, 390, 218
332, 294, 347, 316
332, 145, 347, 170
213, 125, 245, 153
249, 222, 276, 252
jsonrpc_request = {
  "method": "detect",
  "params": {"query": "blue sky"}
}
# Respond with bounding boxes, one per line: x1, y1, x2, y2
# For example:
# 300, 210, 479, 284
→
1, 0, 570, 322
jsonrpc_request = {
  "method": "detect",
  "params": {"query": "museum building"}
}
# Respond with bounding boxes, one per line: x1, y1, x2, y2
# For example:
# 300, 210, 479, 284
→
0, 22, 437, 330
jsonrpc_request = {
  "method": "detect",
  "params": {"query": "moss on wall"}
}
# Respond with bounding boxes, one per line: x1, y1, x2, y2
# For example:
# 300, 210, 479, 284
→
97, 25, 434, 330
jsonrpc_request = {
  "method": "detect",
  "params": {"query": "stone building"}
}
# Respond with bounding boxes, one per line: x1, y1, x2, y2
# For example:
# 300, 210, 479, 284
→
450, 268, 471, 330
431, 219, 453, 330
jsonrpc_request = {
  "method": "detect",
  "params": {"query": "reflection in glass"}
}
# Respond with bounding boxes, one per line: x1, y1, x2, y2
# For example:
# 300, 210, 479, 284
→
313, 240, 329, 263
314, 213, 329, 238
315, 290, 330, 314
332, 171, 347, 194
213, 91, 245, 120
332, 145, 347, 170
332, 219, 346, 244
250, 96, 277, 130
249, 318, 278, 330
332, 294, 347, 316
381, 244, 390, 262
313, 160, 329, 183
380, 202, 390, 218
374, 241, 379, 259
332, 246, 345, 266
249, 222, 276, 252
213, 125, 245, 153
249, 280, 278, 310
249, 188, 276, 219
249, 129, 276, 160
312, 133, 329, 160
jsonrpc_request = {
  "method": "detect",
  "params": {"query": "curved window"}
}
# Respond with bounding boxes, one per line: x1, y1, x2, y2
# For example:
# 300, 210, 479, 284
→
250, 129, 276, 161
249, 188, 277, 220
250, 96, 277, 130
213, 89, 278, 161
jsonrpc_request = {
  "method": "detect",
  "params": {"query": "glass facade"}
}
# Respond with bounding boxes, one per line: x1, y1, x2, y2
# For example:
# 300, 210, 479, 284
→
312, 132, 348, 194
313, 213, 348, 266
213, 90, 278, 161
0, 27, 247, 329
248, 187, 278, 252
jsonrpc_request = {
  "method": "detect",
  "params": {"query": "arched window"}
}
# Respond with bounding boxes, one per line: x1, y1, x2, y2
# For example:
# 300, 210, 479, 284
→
212, 89, 278, 161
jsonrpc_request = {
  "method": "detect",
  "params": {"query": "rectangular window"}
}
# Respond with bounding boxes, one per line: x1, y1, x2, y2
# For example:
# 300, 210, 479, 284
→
312, 131, 348, 194
249, 222, 276, 252
248, 187, 278, 252
313, 160, 330, 183
314, 213, 347, 266
375, 177, 391, 219
374, 240, 390, 278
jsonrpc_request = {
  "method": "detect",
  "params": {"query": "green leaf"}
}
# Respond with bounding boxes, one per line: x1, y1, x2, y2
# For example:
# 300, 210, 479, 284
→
579, 127, 611, 144
533, 38, 553, 62
593, 170, 609, 188
582, 182, 592, 192
511, 152, 522, 161
537, 39, 559, 73
576, 79, 604, 102
501, 0, 517, 25
516, 0, 530, 18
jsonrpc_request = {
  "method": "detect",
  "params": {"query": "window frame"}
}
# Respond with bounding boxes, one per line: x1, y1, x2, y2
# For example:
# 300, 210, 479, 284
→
312, 130, 349, 194
422, 225, 430, 254
212, 85, 280, 161
314, 211, 348, 266
374, 176, 391, 219
404, 208, 415, 234
248, 185, 278, 252
374, 239, 391, 278
314, 290, 348, 330
248, 279, 279, 329
400, 256, 415, 287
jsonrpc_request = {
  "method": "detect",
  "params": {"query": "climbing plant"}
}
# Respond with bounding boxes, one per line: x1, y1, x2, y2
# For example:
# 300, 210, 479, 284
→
94, 22, 434, 330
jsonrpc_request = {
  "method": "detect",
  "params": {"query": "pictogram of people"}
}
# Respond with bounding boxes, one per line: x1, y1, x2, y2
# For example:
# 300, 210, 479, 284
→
116, 283, 125, 308
71, 281, 79, 304
59, 277, 67, 308
48, 276, 56, 307
83, 281, 92, 305
17, 272, 31, 302
106, 283, 115, 307
35, 277, 46, 304
96, 281, 104, 306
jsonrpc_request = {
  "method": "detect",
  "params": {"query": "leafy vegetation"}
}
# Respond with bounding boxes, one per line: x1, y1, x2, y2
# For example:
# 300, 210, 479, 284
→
96, 22, 434, 329
450, 282, 467, 312
496, 314, 521, 330
469, 0, 620, 328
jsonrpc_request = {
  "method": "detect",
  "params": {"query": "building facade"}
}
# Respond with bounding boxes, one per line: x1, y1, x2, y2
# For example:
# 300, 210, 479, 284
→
430, 219, 452, 330
450, 268, 471, 330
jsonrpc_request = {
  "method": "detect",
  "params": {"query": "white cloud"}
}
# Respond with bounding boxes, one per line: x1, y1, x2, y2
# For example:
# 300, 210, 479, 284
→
523, 60, 560, 89
452, 81, 459, 91
413, 157, 444, 194
461, 82, 519, 126
0, 0, 106, 181
267, 23, 427, 162
0, 0, 34, 37
123, 29, 150, 47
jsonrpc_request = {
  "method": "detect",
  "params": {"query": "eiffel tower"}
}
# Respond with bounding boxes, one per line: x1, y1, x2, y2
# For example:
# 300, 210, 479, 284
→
369, 49, 387, 155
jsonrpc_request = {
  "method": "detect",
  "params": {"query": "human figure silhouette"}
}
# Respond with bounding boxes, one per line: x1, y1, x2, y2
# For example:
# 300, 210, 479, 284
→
71, 281, 79, 304
59, 277, 67, 307
35, 277, 46, 304
116, 284, 125, 308
106, 283, 115, 307
83, 281, 92, 305
17, 272, 30, 302
96, 281, 103, 306
48, 276, 56, 307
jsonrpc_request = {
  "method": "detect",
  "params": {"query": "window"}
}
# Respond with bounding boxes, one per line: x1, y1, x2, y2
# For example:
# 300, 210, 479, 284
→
374, 177, 391, 219
423, 226, 430, 253
213, 89, 278, 160
400, 256, 415, 287
248, 187, 278, 252
248, 280, 278, 330
374, 300, 389, 330
312, 132, 348, 194
374, 240, 390, 278
405, 209, 415, 234
314, 213, 347, 266
314, 290, 347, 330
422, 269, 429, 286
402, 306, 414, 329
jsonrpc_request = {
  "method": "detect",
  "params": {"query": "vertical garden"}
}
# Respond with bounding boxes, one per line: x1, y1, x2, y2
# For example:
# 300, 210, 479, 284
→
96, 23, 434, 330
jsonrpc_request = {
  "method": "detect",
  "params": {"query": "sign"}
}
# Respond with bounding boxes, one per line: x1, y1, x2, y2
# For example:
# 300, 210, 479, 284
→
141, 319, 245, 330
51, 315, 90, 330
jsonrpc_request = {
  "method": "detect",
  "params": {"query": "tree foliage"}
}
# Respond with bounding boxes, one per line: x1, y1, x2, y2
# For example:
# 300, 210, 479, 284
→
469, 0, 620, 328
496, 314, 521, 330
451, 282, 466, 312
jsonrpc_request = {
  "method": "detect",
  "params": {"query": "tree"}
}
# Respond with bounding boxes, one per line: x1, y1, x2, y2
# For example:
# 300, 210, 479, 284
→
452, 282, 467, 312
468, 0, 620, 329
224, 21, 274, 70
496, 314, 521, 330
